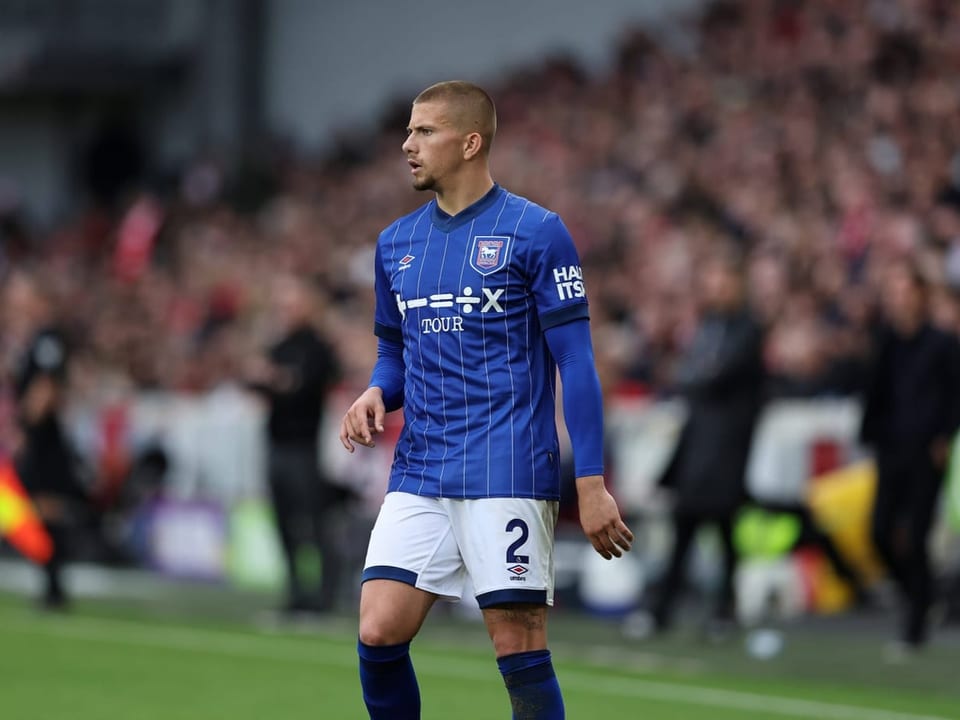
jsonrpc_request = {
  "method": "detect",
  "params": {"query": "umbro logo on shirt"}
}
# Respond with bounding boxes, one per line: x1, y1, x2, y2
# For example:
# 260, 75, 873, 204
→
399, 254, 416, 270
508, 565, 528, 582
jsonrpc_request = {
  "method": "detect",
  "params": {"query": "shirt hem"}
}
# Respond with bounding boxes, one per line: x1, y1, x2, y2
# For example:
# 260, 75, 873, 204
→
387, 488, 560, 501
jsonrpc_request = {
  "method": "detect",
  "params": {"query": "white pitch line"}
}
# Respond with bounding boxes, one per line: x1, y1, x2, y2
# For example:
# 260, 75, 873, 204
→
0, 612, 952, 720
555, 674, 953, 720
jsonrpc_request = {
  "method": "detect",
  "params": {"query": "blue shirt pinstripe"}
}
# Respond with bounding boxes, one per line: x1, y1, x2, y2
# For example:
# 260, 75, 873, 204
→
373, 184, 590, 500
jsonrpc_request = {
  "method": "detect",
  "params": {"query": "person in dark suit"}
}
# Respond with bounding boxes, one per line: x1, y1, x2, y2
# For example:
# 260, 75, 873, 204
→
645, 249, 765, 635
860, 261, 960, 651
4, 272, 87, 610
246, 274, 343, 615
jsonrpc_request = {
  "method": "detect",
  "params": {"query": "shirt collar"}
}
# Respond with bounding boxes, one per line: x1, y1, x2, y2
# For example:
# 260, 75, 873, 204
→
430, 184, 503, 233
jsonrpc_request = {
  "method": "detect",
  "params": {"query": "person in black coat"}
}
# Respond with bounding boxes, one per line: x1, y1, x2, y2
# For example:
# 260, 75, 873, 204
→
246, 274, 343, 615
648, 249, 765, 634
4, 273, 87, 610
860, 261, 960, 650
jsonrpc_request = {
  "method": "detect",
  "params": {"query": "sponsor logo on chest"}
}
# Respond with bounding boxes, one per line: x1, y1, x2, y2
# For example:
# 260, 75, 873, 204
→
395, 286, 506, 334
395, 235, 514, 335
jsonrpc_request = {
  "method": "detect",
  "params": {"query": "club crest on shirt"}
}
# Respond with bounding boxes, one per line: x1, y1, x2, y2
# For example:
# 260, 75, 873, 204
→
469, 235, 511, 276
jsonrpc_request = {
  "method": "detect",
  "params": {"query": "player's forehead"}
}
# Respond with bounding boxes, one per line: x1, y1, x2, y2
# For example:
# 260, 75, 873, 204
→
408, 100, 457, 129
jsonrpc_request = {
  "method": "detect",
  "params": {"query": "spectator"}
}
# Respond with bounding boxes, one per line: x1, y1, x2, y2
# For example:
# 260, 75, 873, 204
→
631, 249, 764, 637
5, 0, 960, 611
860, 260, 960, 654
3, 271, 88, 609
245, 273, 344, 615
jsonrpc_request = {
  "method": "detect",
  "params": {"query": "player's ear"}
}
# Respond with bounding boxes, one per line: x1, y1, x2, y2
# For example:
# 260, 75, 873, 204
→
463, 132, 483, 160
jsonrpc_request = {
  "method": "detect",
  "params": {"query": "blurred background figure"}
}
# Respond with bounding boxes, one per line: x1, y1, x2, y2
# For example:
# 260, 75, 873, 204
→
860, 261, 960, 653
0, 2, 959, 710
630, 249, 765, 638
245, 273, 344, 616
2, 271, 88, 609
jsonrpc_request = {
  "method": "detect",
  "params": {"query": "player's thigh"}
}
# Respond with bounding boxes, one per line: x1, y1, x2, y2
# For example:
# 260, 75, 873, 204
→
447, 497, 559, 608
359, 579, 437, 646
363, 492, 467, 600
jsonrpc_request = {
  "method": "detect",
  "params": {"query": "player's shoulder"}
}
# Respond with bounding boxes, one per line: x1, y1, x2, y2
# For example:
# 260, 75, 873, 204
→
499, 189, 565, 238
500, 188, 557, 224
377, 201, 434, 243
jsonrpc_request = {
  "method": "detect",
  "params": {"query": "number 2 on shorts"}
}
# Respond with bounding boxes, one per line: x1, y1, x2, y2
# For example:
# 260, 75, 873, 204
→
505, 518, 530, 564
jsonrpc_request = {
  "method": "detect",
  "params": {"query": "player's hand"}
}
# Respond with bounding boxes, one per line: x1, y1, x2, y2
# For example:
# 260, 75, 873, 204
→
339, 387, 387, 453
576, 475, 633, 560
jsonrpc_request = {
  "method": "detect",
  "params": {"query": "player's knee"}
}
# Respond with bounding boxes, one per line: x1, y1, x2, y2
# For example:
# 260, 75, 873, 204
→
488, 623, 546, 657
358, 616, 409, 647
358, 619, 390, 647
484, 604, 549, 657
491, 632, 547, 658
491, 634, 526, 657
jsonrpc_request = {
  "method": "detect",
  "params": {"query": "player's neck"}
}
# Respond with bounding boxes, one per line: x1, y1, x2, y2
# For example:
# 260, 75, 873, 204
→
435, 171, 494, 217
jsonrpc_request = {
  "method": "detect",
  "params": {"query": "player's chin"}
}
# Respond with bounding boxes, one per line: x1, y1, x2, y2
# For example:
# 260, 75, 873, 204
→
412, 176, 435, 192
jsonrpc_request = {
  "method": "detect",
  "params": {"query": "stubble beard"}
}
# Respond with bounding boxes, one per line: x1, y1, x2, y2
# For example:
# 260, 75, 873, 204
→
412, 174, 436, 192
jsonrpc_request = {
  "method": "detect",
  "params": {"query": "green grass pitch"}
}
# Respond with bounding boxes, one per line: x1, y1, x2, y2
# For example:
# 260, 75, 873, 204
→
1, 592, 959, 719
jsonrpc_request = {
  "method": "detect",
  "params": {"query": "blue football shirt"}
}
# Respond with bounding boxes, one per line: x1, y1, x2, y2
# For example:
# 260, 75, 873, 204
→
373, 184, 590, 500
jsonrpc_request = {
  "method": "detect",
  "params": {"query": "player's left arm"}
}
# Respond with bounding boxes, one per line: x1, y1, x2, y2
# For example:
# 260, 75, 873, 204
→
530, 212, 633, 558
545, 320, 633, 560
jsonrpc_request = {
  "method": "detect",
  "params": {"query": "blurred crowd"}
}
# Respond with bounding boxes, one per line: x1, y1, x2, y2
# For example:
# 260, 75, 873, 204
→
3, 0, 960, 415
0, 0, 958, 485
0, 0, 959, 639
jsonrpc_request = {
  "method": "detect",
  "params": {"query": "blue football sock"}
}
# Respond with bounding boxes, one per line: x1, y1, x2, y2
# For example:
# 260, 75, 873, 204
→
497, 649, 565, 719
358, 639, 421, 719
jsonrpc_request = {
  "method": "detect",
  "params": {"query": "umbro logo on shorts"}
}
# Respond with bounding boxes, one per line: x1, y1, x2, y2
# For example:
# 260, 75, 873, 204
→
507, 565, 528, 576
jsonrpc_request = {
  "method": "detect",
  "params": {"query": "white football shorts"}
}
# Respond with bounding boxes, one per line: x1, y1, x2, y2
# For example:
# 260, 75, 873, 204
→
362, 491, 559, 608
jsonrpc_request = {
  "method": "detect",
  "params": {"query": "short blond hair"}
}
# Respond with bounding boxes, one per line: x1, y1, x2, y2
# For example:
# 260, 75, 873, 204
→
414, 81, 497, 155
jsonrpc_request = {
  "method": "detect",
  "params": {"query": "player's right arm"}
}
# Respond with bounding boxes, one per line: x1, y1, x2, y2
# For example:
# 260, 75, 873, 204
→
340, 386, 385, 452
339, 336, 404, 452
340, 239, 405, 453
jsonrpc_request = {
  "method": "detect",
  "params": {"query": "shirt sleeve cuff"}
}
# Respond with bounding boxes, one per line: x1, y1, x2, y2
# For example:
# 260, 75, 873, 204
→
539, 303, 589, 331
374, 321, 403, 343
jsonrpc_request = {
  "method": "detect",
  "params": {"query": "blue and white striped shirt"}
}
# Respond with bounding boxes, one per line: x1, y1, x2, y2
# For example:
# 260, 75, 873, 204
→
373, 184, 593, 499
